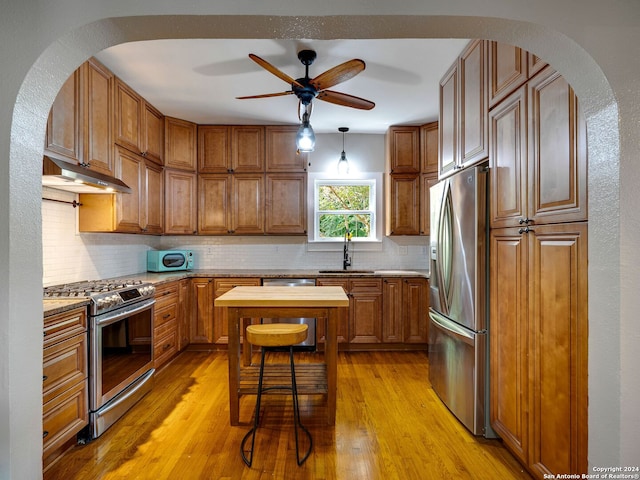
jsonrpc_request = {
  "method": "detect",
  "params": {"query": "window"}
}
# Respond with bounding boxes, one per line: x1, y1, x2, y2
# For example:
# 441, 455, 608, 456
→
313, 178, 377, 241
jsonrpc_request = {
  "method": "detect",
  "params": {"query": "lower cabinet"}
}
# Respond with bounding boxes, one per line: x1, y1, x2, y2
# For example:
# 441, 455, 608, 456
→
382, 277, 429, 344
212, 277, 261, 344
490, 222, 588, 477
42, 306, 88, 471
190, 278, 214, 343
153, 281, 181, 369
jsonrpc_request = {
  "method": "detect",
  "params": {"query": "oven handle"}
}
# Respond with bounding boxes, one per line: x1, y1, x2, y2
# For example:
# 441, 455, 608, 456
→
94, 298, 156, 327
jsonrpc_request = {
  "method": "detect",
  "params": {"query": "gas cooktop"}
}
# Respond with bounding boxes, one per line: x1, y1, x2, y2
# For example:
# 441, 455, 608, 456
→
44, 279, 156, 315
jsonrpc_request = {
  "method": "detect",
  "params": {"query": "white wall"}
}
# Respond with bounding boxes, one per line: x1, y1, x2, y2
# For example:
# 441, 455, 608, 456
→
2, 2, 638, 478
42, 132, 428, 285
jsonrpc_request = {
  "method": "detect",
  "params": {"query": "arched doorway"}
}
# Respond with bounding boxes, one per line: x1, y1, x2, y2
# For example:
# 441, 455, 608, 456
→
3, 13, 620, 478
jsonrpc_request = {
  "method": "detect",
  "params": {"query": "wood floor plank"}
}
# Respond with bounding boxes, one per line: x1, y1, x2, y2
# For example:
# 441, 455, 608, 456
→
44, 351, 531, 480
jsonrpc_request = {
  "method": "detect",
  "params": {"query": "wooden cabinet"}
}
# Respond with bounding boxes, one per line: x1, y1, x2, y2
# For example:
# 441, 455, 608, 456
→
402, 277, 429, 343
489, 67, 587, 229
79, 146, 163, 233
153, 282, 180, 369
42, 307, 88, 471
382, 277, 429, 344
386, 123, 437, 236
164, 169, 197, 234
83, 58, 114, 175
113, 77, 143, 154
177, 279, 191, 350
420, 122, 439, 174
114, 77, 164, 164
265, 125, 308, 172
141, 102, 164, 165
198, 173, 264, 235
386, 126, 420, 174
316, 278, 382, 344
45, 59, 116, 175
197, 125, 264, 173
212, 278, 261, 344
382, 278, 403, 343
439, 61, 458, 178
488, 41, 528, 109
387, 174, 420, 235
190, 278, 214, 344
420, 174, 438, 236
490, 222, 588, 476
265, 173, 307, 234
45, 69, 82, 165
165, 117, 197, 171
439, 39, 489, 178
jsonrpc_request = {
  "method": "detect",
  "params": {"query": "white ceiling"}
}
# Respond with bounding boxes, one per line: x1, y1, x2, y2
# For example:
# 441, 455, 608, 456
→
95, 38, 469, 135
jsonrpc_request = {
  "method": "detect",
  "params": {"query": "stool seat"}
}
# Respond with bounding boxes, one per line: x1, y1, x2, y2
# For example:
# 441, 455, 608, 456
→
246, 323, 308, 347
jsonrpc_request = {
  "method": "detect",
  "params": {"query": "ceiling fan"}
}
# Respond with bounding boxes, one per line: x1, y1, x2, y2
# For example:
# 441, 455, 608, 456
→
236, 49, 376, 111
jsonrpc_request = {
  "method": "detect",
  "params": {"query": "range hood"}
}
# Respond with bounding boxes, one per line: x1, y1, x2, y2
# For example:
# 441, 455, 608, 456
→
42, 156, 132, 194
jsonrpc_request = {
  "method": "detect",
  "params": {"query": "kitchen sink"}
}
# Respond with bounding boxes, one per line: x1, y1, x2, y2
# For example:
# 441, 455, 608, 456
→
318, 270, 375, 274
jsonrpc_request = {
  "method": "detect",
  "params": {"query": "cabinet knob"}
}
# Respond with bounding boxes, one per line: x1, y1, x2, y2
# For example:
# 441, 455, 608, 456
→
518, 226, 534, 234
43, 431, 49, 439
43, 375, 48, 381
519, 217, 531, 225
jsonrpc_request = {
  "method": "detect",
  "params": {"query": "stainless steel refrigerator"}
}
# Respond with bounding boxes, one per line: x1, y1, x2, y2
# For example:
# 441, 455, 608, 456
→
428, 163, 496, 438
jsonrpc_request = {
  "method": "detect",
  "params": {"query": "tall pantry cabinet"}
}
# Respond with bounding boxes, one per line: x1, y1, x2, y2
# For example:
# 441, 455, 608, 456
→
487, 42, 588, 478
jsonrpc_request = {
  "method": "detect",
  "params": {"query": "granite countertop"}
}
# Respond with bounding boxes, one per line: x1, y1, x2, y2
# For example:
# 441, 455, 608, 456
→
43, 269, 429, 317
43, 298, 90, 317
128, 268, 430, 286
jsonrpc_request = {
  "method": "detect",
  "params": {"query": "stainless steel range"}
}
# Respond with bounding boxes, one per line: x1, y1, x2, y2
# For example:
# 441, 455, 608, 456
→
44, 279, 156, 438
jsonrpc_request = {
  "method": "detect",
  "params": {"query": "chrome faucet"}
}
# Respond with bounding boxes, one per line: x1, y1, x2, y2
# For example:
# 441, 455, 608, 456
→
343, 230, 352, 270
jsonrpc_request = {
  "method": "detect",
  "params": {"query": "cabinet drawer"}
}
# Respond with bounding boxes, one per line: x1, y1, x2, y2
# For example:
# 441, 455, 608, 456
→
43, 332, 88, 404
154, 302, 178, 329
154, 282, 179, 309
350, 278, 383, 294
154, 325, 178, 368
213, 277, 261, 294
43, 380, 88, 457
44, 307, 87, 348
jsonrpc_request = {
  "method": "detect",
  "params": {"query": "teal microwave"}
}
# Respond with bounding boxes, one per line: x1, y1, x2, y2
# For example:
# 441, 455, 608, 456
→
147, 250, 194, 272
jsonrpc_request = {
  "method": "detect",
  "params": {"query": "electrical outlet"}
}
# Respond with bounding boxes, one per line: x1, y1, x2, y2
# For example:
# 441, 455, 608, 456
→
399, 246, 408, 256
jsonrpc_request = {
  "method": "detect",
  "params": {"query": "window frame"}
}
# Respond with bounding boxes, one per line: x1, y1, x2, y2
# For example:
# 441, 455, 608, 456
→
308, 172, 382, 244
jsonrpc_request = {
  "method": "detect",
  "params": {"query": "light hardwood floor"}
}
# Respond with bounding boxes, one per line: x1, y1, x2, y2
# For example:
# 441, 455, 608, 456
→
44, 351, 531, 480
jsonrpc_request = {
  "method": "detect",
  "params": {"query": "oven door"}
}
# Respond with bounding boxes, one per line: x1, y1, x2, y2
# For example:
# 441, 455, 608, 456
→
90, 298, 155, 437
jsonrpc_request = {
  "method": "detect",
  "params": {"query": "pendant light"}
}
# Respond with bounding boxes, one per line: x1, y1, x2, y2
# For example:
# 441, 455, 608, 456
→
296, 102, 316, 153
337, 127, 350, 174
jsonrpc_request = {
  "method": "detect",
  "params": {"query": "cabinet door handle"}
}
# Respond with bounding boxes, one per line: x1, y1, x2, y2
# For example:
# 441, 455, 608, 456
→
43, 431, 49, 439
163, 313, 171, 319
43, 375, 48, 382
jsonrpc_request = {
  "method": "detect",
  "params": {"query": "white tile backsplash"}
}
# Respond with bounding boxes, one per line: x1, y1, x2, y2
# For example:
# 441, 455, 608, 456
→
42, 187, 428, 286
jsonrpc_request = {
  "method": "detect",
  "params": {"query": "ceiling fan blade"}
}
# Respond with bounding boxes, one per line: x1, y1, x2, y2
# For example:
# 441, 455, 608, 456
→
248, 54, 304, 89
317, 90, 375, 110
236, 91, 294, 100
310, 59, 366, 90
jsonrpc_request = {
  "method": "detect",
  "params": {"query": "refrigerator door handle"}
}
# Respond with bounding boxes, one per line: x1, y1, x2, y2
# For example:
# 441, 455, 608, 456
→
429, 309, 475, 347
433, 181, 452, 315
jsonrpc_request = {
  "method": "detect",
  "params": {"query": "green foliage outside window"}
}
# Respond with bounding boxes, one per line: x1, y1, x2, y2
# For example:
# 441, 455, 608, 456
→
317, 184, 373, 239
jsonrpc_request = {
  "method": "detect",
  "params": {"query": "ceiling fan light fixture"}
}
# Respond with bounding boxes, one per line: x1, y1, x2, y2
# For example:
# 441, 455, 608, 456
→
296, 112, 316, 152
337, 127, 350, 174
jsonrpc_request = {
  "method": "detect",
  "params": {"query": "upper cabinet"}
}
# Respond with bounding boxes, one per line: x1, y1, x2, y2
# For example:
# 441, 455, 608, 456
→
165, 117, 197, 171
265, 125, 308, 172
488, 41, 528, 109
45, 69, 82, 165
439, 39, 489, 178
489, 65, 587, 228
386, 126, 420, 174
83, 58, 114, 175
265, 125, 309, 173
385, 122, 438, 236
198, 125, 264, 173
113, 77, 164, 165
45, 58, 115, 175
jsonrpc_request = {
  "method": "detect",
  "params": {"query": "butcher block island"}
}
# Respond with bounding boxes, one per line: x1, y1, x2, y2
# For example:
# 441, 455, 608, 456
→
215, 286, 349, 426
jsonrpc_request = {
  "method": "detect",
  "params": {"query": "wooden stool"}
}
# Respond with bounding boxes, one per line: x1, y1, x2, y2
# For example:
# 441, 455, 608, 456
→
241, 323, 313, 467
